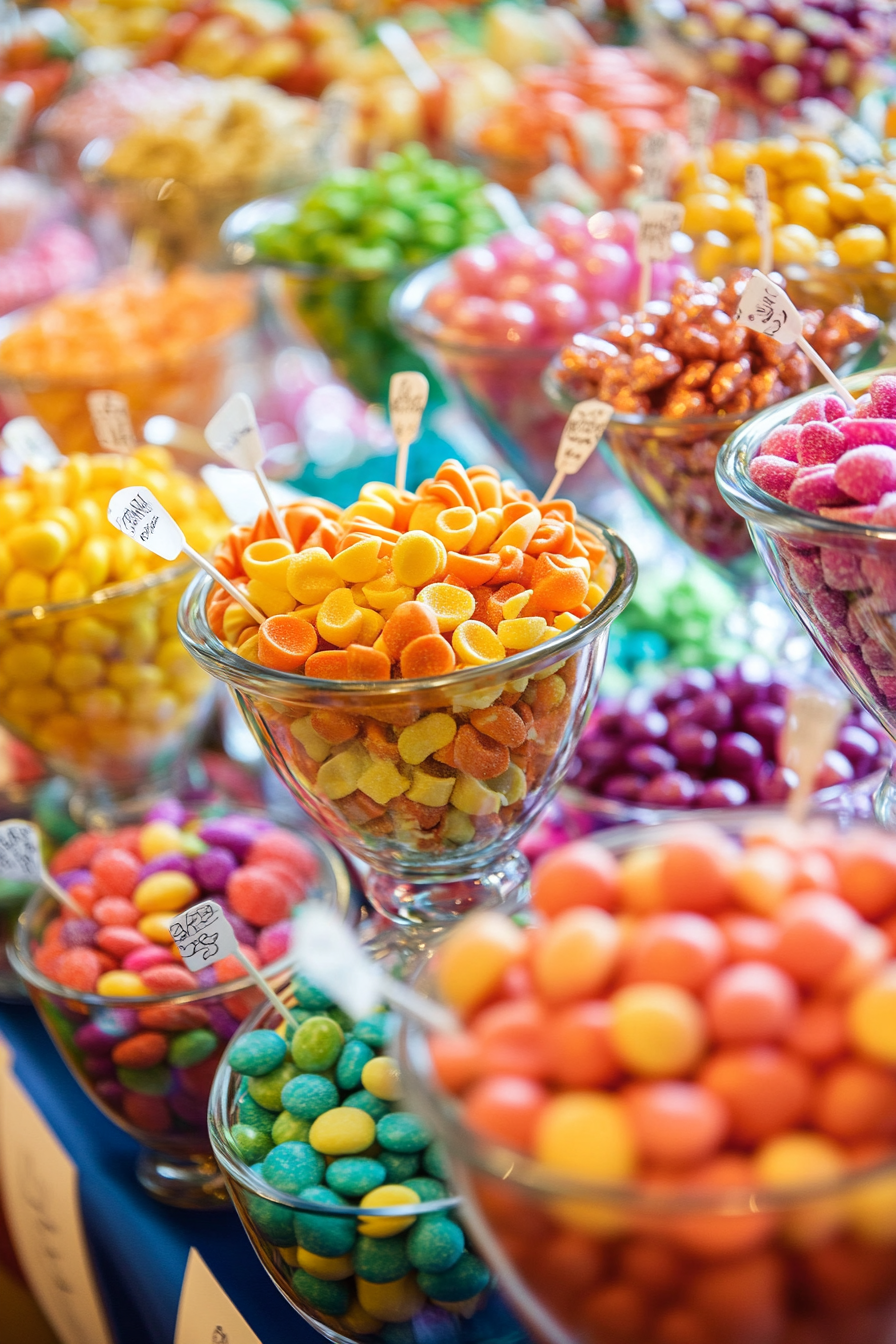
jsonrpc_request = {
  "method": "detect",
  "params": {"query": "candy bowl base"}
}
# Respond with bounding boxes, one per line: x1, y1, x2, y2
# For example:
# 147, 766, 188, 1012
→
363, 849, 529, 927
136, 1149, 230, 1210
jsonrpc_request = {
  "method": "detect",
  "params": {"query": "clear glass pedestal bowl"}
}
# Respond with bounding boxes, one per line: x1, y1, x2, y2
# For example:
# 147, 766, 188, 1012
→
716, 371, 896, 830
177, 517, 636, 927
9, 827, 350, 1209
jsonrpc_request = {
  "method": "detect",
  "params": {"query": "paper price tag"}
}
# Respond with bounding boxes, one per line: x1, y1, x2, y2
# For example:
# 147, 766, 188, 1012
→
636, 201, 685, 264
555, 399, 613, 476
175, 1250, 263, 1344
293, 902, 381, 1022
573, 110, 618, 174
205, 393, 264, 471
2, 417, 62, 471
107, 486, 185, 562
735, 270, 803, 344
0, 820, 42, 884
200, 464, 266, 524
315, 95, 353, 170
744, 164, 770, 234
640, 131, 669, 201
0, 82, 34, 158
687, 86, 720, 155
87, 391, 136, 452
169, 900, 238, 971
389, 371, 429, 451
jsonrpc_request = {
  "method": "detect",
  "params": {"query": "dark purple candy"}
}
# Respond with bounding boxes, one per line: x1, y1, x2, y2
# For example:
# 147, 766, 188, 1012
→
740, 703, 787, 750
197, 815, 272, 860
675, 668, 716, 698
55, 868, 92, 890
816, 749, 855, 790
667, 724, 717, 770
193, 846, 238, 893
59, 918, 100, 949
756, 765, 797, 803
666, 700, 697, 730
145, 799, 187, 827
640, 771, 702, 806
205, 1002, 240, 1041
620, 709, 668, 743
139, 854, 193, 881
717, 732, 764, 779
698, 778, 751, 808
83, 1054, 116, 1079
595, 700, 624, 735
169, 1088, 210, 1125
603, 774, 648, 802
196, 967, 219, 988
74, 1022, 118, 1054
720, 657, 772, 709
626, 744, 677, 777
94, 1079, 125, 1109
688, 691, 734, 732
837, 724, 880, 773
218, 902, 257, 948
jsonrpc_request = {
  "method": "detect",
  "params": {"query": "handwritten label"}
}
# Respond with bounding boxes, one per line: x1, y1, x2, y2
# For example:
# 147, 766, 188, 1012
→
169, 900, 238, 971
175, 1249, 263, 1344
556, 399, 613, 476
636, 201, 685, 264
0, 1036, 115, 1344
389, 372, 429, 452
0, 820, 42, 884
686, 86, 720, 155
87, 391, 136, 452
735, 270, 803, 344
573, 110, 618, 174
2, 417, 63, 471
0, 82, 34, 158
640, 131, 669, 201
205, 393, 264, 471
107, 486, 185, 562
293, 902, 381, 1022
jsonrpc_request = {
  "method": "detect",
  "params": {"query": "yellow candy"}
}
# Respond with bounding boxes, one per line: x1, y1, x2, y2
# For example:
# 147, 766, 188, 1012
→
132, 870, 198, 913
317, 588, 364, 648
138, 819, 187, 859
432, 506, 477, 552
108, 663, 163, 692
290, 716, 332, 764
847, 964, 896, 1065
54, 651, 103, 691
772, 223, 819, 266
466, 508, 502, 555
49, 569, 89, 603
286, 548, 343, 605
390, 531, 447, 588
450, 773, 504, 816
7, 520, 70, 574
361, 1056, 401, 1102
828, 181, 865, 223
0, 641, 53, 683
835, 224, 888, 268
493, 762, 526, 804
755, 1133, 844, 1188
451, 620, 505, 667
37, 506, 81, 547
317, 743, 369, 800
497, 617, 547, 650
7, 685, 64, 718
554, 612, 580, 632
862, 182, 896, 228
343, 499, 394, 527
247, 577, 297, 618
397, 713, 457, 765
71, 687, 124, 722
356, 1275, 425, 1323
845, 1169, 896, 1243
495, 507, 541, 553
77, 537, 112, 589
782, 182, 832, 237
535, 1092, 635, 1182
357, 760, 410, 806
4, 568, 49, 609
407, 769, 455, 808
358, 1186, 420, 1239
333, 538, 381, 584
137, 912, 177, 944
97, 970, 147, 997
308, 1106, 376, 1155
340, 1300, 383, 1334
418, 583, 475, 633
609, 983, 706, 1078
356, 608, 386, 646
297, 1249, 354, 1281
499, 589, 532, 621
361, 574, 415, 616
241, 538, 293, 589
681, 192, 733, 236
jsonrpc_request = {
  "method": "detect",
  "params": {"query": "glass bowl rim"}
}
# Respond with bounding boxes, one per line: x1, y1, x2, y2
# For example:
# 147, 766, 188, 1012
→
542, 358, 751, 431
177, 513, 637, 699
0, 557, 194, 625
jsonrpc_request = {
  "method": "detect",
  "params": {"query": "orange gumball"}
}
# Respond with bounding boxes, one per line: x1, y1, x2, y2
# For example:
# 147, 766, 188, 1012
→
813, 1059, 896, 1142
531, 906, 621, 1004
700, 1046, 813, 1145
531, 841, 620, 916
624, 912, 726, 992
659, 830, 734, 913
774, 892, 860, 986
428, 1032, 482, 1094
704, 961, 798, 1044
463, 1075, 548, 1153
625, 1081, 729, 1169
471, 997, 549, 1079
836, 844, 896, 920
785, 998, 848, 1064
545, 1000, 620, 1089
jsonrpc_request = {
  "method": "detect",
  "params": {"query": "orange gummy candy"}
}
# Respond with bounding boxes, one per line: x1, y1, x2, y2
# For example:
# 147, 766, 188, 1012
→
400, 633, 455, 678
382, 601, 439, 662
454, 724, 511, 781
305, 650, 349, 680
469, 705, 529, 749
345, 645, 391, 680
258, 616, 317, 672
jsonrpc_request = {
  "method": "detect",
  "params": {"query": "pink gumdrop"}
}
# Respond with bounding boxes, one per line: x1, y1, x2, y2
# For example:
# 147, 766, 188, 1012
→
256, 919, 291, 965
581, 241, 635, 305
453, 245, 500, 296
873, 491, 896, 527
749, 455, 798, 501
818, 504, 877, 523
820, 546, 864, 591
490, 234, 557, 277
529, 283, 588, 336
491, 300, 540, 347
542, 257, 580, 287
759, 425, 800, 461
791, 394, 847, 425
834, 445, 896, 504
492, 271, 538, 304
789, 464, 851, 512
538, 203, 592, 257
424, 282, 461, 322
797, 421, 847, 467
442, 294, 497, 345
835, 418, 896, 449
607, 209, 638, 250
870, 376, 896, 418
123, 945, 174, 973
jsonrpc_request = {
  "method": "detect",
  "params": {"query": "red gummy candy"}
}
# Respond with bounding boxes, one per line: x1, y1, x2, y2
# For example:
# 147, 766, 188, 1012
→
49, 831, 104, 875
91, 848, 142, 899
93, 897, 140, 927
122, 1091, 171, 1134
137, 1003, 209, 1031
140, 964, 198, 994
749, 455, 798, 502
96, 926, 149, 960
55, 947, 102, 992
214, 946, 260, 985
247, 830, 317, 882
111, 1031, 168, 1069
227, 866, 290, 927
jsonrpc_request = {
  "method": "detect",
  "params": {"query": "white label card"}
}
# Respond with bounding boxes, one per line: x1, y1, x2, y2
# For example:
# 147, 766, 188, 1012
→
556, 399, 613, 476
169, 900, 238, 971
735, 270, 803, 344
687, 86, 720, 154
636, 201, 685, 264
0, 82, 34, 158
0, 819, 42, 883
293, 902, 381, 1022
175, 1249, 263, 1344
2, 417, 62, 471
640, 131, 669, 201
0, 1036, 115, 1344
87, 390, 136, 452
107, 486, 185, 562
744, 164, 770, 234
573, 110, 617, 174
389, 372, 429, 452
205, 393, 264, 471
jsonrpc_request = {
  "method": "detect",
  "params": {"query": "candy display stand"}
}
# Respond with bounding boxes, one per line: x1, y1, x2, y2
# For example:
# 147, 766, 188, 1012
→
177, 517, 636, 927
9, 827, 350, 1208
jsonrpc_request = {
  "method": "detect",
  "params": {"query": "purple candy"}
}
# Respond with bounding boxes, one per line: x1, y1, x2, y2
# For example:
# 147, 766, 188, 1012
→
94, 1080, 125, 1109
640, 771, 701, 806
603, 774, 647, 802
688, 690, 734, 732
205, 1002, 240, 1041
755, 766, 796, 803
750, 454, 798, 501
83, 1055, 116, 1079
55, 868, 92, 890
193, 847, 238, 893
626, 744, 676, 777
740, 703, 786, 749
837, 725, 880, 773
139, 853, 193, 881
169, 1089, 210, 1125
717, 732, 764, 779
698, 778, 751, 808
834, 445, 896, 505
74, 1022, 118, 1054
196, 967, 219, 988
218, 903, 256, 948
197, 815, 272, 861
816, 749, 855, 789
796, 421, 846, 467
59, 918, 100, 949
620, 709, 668, 743
145, 799, 187, 827
667, 723, 716, 769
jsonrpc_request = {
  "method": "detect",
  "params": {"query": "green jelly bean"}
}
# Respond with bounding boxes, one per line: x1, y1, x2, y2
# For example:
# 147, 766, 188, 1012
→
327, 1007, 354, 1034
353, 1232, 409, 1284
247, 1061, 298, 1111
342, 1090, 389, 1121
281, 1074, 339, 1121
272, 1112, 311, 1146
239, 1094, 276, 1134
262, 1141, 324, 1196
325, 1157, 386, 1199
417, 1250, 490, 1302
117, 1065, 171, 1097
291, 1017, 344, 1073
291, 1266, 350, 1316
336, 1039, 374, 1091
228, 1030, 287, 1077
376, 1113, 431, 1154
352, 1013, 397, 1050
293, 1186, 356, 1258
168, 1028, 217, 1069
423, 1140, 448, 1180
407, 1215, 464, 1273
245, 1166, 295, 1247
231, 1124, 272, 1164
291, 975, 332, 1012
179, 833, 208, 857
379, 1150, 419, 1183
405, 1177, 446, 1203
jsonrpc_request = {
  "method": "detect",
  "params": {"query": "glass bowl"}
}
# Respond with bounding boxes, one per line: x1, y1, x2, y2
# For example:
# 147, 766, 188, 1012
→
177, 517, 636, 926
208, 995, 528, 1344
9, 825, 351, 1208
0, 563, 218, 821
399, 810, 896, 1344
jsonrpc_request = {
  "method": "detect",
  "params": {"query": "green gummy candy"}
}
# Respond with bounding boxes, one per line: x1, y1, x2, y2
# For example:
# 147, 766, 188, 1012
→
416, 1250, 490, 1302
325, 1157, 386, 1198
379, 1150, 419, 1183
376, 1112, 431, 1154
261, 1141, 324, 1196
281, 1073, 339, 1121
342, 1090, 389, 1121
291, 1017, 344, 1073
247, 1060, 298, 1111
407, 1214, 464, 1273
239, 1094, 276, 1133
168, 1028, 217, 1069
291, 1267, 350, 1316
335, 1039, 374, 1091
271, 1111, 312, 1146
231, 1125, 272, 1164
116, 1065, 171, 1097
293, 1186, 356, 1257
352, 1233, 409, 1284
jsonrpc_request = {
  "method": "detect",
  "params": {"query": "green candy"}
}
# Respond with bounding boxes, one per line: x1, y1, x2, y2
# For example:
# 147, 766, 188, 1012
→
261, 1142, 324, 1196
229, 1030, 287, 1077
247, 1061, 298, 1111
352, 1233, 409, 1284
376, 1113, 431, 1154
291, 1267, 350, 1316
423, 1140, 448, 1180
325, 1158, 386, 1199
116, 1065, 171, 1097
291, 975, 332, 1012
378, 1151, 419, 1183
291, 1017, 344, 1073
271, 1112, 311, 1146
239, 1094, 276, 1134
293, 1186, 356, 1258
231, 1124, 272, 1164
245, 1165, 295, 1246
352, 1013, 397, 1050
168, 1028, 217, 1069
416, 1250, 490, 1302
335, 1039, 374, 1091
281, 1073, 339, 1121
407, 1215, 464, 1274
404, 1177, 446, 1203
342, 1090, 389, 1121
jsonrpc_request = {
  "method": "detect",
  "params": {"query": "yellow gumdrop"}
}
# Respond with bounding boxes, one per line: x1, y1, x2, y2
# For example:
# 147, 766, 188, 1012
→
433, 506, 477, 553
495, 507, 541, 553
4, 569, 49, 609
49, 569, 89, 603
71, 687, 124, 722
408, 500, 443, 534
317, 743, 369, 800
0, 641, 53, 683
290, 716, 332, 764
497, 617, 547, 650
97, 970, 147, 997
772, 223, 820, 265
407, 769, 454, 807
450, 774, 503, 816
436, 909, 525, 1015
451, 620, 505, 667
847, 964, 896, 1065
7, 520, 70, 574
554, 611, 580, 632
681, 192, 733, 236
862, 182, 896, 228
298, 1249, 354, 1281
466, 508, 502, 555
418, 584, 475, 633
241, 539, 293, 589
223, 603, 255, 645
110, 534, 142, 580
397, 713, 457, 765
361, 574, 415, 616
54, 652, 103, 691
835, 224, 888, 267
133, 870, 198, 913
534, 1092, 635, 1182
247, 578, 297, 619
139, 819, 187, 859
391, 531, 447, 588
356, 607, 386, 646
77, 537, 112, 590
137, 912, 176, 944
783, 182, 832, 236
37, 505, 82, 547
357, 1275, 425, 1323
340, 1300, 382, 1333
500, 590, 532, 621
828, 181, 865, 223
755, 1133, 844, 1188
333, 538, 381, 584
357, 760, 410, 806
0, 490, 33, 530
286, 548, 343, 605
317, 587, 364, 648
7, 685, 63, 718
343, 499, 395, 527
309, 1106, 376, 1156
694, 230, 734, 279
358, 1186, 421, 1239
361, 1056, 401, 1102
108, 662, 163, 692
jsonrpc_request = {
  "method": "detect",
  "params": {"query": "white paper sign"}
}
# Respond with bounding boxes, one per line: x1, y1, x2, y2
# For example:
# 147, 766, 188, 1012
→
169, 900, 238, 971
573, 110, 617, 174
735, 270, 803, 344
205, 393, 264, 471
744, 164, 770, 236
293, 902, 381, 1022
175, 1249, 263, 1344
0, 819, 42, 883
87, 391, 136, 452
640, 131, 670, 201
2, 417, 63, 471
107, 486, 185, 562
636, 201, 685, 264
556, 399, 613, 476
0, 1036, 115, 1344
389, 372, 429, 452
0, 82, 34, 158
687, 86, 720, 155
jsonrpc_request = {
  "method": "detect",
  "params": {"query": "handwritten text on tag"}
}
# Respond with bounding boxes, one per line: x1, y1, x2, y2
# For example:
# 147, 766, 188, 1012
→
205, 393, 264, 471
687, 86, 720, 154
556, 399, 613, 476
87, 391, 136, 452
389, 372, 429, 450
0, 821, 42, 884
636, 201, 685, 264
107, 487, 185, 562
640, 131, 669, 201
2, 418, 62, 471
169, 901, 238, 971
735, 271, 803, 344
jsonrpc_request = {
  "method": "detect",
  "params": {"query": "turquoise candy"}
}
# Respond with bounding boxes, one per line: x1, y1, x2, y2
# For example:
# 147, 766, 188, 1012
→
417, 1250, 490, 1302
245, 1165, 296, 1246
228, 1030, 287, 1077
168, 1028, 217, 1069
376, 1113, 431, 1154
325, 1158, 386, 1199
281, 1073, 340, 1121
405, 1177, 446, 1203
352, 1233, 409, 1284
379, 1150, 419, 1183
379, 1325, 414, 1344
247, 1061, 298, 1110
407, 1215, 464, 1273
352, 1013, 397, 1050
239, 1094, 276, 1135
293, 1186, 356, 1257
335, 1038, 374, 1091
342, 1090, 389, 1121
291, 974, 333, 1012
291, 1017, 344, 1073
272, 1112, 311, 1145
291, 1267, 350, 1317
423, 1140, 448, 1180
117, 1065, 171, 1096
262, 1141, 325, 1196
231, 1124, 272, 1163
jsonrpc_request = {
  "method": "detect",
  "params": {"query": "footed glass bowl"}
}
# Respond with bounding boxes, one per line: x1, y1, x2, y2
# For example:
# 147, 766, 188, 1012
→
178, 518, 636, 926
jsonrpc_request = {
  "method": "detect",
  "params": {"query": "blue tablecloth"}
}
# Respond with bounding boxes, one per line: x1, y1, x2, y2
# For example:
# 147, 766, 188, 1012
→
0, 1001, 316, 1344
